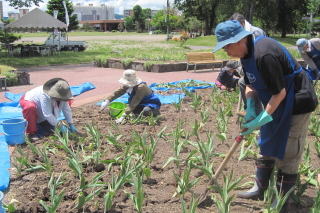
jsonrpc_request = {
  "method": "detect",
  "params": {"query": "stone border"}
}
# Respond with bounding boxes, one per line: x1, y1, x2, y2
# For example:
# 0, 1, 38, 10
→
95, 58, 307, 73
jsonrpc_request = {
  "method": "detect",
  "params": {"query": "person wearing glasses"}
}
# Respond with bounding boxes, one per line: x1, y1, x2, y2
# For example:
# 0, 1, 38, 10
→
213, 20, 317, 213
230, 13, 265, 117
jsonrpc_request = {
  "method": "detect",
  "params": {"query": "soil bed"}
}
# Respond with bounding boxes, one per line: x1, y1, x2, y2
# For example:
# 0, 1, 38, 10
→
5, 88, 319, 213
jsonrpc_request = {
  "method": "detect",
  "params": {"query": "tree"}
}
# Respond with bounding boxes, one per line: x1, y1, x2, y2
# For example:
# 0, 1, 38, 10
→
132, 5, 145, 32
82, 22, 93, 31
46, 0, 79, 31
124, 16, 134, 31
0, 30, 21, 43
6, 0, 43, 9
174, 0, 222, 35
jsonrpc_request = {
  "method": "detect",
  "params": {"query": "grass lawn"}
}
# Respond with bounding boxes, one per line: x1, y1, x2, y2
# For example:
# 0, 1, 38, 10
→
0, 33, 304, 70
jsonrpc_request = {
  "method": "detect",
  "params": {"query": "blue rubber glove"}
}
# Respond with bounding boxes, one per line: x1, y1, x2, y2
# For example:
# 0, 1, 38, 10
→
69, 124, 78, 132
240, 110, 273, 135
244, 98, 257, 122
60, 125, 70, 134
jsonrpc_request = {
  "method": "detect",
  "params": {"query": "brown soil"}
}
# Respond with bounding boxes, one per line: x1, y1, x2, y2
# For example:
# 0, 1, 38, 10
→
5, 88, 319, 213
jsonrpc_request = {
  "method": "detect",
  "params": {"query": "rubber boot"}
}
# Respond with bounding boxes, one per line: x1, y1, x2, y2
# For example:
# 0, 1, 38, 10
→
237, 159, 275, 200
271, 171, 297, 213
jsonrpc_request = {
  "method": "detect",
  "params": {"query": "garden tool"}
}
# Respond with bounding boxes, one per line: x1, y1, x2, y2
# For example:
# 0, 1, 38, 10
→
232, 92, 242, 139
196, 124, 250, 205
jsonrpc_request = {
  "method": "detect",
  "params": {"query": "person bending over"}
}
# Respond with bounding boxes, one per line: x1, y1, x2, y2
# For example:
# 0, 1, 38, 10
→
100, 69, 161, 123
20, 78, 78, 142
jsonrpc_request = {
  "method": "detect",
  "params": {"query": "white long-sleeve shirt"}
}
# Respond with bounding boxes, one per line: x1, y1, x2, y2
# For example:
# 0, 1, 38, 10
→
24, 86, 73, 126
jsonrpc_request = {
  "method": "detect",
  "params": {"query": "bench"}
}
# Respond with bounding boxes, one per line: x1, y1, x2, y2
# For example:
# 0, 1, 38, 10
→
22, 40, 33, 43
185, 52, 223, 72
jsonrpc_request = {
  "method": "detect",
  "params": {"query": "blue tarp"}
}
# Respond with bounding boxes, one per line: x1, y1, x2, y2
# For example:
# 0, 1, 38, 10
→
97, 79, 215, 105
0, 82, 96, 191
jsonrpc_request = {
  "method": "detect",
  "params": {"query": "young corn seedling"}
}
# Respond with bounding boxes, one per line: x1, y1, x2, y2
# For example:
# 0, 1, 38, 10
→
200, 107, 211, 128
189, 92, 203, 112
314, 141, 320, 157
291, 173, 311, 205
262, 169, 295, 213
103, 167, 135, 212
157, 125, 170, 141
25, 143, 53, 175
190, 132, 216, 179
124, 171, 144, 213
180, 193, 200, 213
73, 173, 105, 209
66, 147, 83, 179
181, 87, 194, 99
39, 172, 67, 213
300, 144, 311, 172
12, 145, 29, 177
308, 114, 320, 141
189, 119, 200, 140
84, 120, 102, 149
215, 107, 228, 142
173, 163, 200, 199
311, 190, 320, 213
238, 134, 259, 161
105, 129, 123, 151
210, 169, 244, 213
131, 129, 158, 179
172, 96, 183, 112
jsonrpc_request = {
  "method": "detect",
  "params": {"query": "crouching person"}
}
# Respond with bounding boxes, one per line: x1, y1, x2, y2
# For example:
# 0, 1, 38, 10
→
215, 60, 241, 91
100, 69, 161, 123
19, 78, 79, 141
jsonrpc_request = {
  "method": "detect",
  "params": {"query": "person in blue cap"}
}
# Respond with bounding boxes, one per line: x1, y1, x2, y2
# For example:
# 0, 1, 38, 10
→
213, 20, 317, 213
296, 38, 320, 80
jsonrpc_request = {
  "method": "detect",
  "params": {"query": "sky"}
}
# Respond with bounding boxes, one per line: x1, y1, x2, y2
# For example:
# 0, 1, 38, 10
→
2, 0, 169, 17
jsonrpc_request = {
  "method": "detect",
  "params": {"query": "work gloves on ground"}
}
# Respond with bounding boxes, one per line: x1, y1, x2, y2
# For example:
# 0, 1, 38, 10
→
240, 110, 273, 135
100, 100, 110, 111
69, 124, 78, 132
244, 98, 257, 122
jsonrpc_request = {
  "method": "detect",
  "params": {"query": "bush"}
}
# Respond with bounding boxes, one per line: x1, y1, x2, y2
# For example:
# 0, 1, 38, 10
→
112, 30, 117, 33
154, 30, 162, 35
3, 71, 18, 86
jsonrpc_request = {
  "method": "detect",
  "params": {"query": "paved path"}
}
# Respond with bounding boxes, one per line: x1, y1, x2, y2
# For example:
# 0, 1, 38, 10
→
0, 64, 220, 107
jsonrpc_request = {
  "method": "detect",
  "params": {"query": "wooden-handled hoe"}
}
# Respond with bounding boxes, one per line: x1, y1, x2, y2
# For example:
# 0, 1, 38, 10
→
196, 127, 248, 205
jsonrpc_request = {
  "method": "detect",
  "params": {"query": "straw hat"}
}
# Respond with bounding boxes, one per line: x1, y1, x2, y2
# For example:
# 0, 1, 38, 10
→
118, 69, 142, 87
43, 78, 73, 101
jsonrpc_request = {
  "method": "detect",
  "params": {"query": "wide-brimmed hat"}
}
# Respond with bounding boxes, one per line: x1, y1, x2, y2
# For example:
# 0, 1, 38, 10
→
296, 38, 307, 52
213, 20, 252, 53
118, 69, 142, 87
43, 78, 73, 101
224, 60, 239, 71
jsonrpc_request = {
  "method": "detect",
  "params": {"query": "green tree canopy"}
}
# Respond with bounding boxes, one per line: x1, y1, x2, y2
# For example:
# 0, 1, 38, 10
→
46, 0, 79, 31
7, 0, 43, 9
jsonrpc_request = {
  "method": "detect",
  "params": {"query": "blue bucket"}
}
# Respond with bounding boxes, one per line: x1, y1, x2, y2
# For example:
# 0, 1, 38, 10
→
1, 118, 28, 145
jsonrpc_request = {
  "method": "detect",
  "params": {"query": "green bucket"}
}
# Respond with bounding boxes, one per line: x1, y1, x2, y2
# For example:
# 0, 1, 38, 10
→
109, 102, 127, 118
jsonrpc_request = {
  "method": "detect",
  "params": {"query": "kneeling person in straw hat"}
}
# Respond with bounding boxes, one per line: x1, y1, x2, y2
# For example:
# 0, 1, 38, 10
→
100, 69, 161, 123
19, 78, 79, 142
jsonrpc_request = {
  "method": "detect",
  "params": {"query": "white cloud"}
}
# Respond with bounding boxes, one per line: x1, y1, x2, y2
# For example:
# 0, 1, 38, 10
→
2, 0, 169, 17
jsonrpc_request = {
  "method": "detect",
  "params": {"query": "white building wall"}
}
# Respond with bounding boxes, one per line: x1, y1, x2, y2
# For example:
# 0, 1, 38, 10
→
72, 4, 115, 21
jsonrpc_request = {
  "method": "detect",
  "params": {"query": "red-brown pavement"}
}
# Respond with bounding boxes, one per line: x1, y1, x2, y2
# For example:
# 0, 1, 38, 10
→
0, 63, 220, 107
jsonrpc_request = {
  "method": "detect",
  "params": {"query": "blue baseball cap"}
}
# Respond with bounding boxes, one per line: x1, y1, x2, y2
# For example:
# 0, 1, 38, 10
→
213, 20, 252, 53
296, 38, 307, 52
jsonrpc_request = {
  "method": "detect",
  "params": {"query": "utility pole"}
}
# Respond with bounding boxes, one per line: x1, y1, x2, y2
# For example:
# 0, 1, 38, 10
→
166, 0, 170, 41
